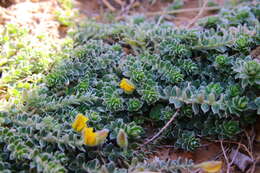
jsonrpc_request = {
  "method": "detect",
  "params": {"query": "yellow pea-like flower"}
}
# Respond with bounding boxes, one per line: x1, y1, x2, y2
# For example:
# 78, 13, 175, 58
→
82, 128, 109, 147
71, 113, 89, 132
83, 127, 97, 146
119, 78, 136, 94
195, 161, 222, 173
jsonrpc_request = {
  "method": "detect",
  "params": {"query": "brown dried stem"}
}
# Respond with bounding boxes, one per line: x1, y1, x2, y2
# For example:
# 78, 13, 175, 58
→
220, 140, 241, 173
146, 6, 220, 16
143, 109, 179, 145
186, 0, 208, 28
102, 0, 116, 12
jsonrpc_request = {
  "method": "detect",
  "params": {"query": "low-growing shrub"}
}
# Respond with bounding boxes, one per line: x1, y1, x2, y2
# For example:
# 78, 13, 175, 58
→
0, 2, 259, 172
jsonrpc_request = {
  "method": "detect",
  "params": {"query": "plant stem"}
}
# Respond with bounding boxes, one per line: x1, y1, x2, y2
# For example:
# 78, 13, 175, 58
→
143, 109, 179, 145
186, 0, 209, 28
102, 0, 116, 11
146, 6, 221, 16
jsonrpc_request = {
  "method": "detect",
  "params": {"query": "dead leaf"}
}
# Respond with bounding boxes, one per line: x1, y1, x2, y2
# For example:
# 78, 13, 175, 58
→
229, 149, 253, 172
194, 161, 222, 173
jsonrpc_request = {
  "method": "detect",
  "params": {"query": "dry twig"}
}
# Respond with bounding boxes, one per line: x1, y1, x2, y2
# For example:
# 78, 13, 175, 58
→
146, 6, 220, 16
120, 0, 136, 15
114, 0, 124, 6
186, 0, 208, 28
244, 129, 257, 173
244, 129, 255, 154
102, 0, 116, 12
220, 140, 241, 173
215, 140, 254, 159
143, 109, 179, 145
249, 156, 260, 173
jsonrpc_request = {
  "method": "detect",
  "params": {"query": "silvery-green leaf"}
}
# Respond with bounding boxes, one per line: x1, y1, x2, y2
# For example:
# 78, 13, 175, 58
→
201, 104, 209, 113
163, 86, 173, 97
241, 79, 249, 89
182, 90, 188, 100
212, 103, 220, 114
192, 103, 199, 115
175, 86, 181, 97
169, 97, 183, 108
208, 93, 216, 105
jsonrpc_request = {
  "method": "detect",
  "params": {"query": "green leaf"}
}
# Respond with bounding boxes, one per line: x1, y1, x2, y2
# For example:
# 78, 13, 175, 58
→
169, 97, 183, 108
149, 104, 164, 120
192, 103, 199, 115
208, 93, 216, 105
212, 103, 220, 114
201, 104, 210, 113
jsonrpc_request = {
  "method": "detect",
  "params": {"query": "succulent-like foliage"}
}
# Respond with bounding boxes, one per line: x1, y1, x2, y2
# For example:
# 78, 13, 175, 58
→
220, 121, 241, 138
127, 98, 143, 112
129, 157, 194, 173
233, 58, 260, 88
174, 131, 200, 151
0, 2, 259, 172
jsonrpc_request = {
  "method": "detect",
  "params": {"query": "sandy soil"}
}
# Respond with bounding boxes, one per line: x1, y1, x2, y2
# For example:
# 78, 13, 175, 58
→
75, 0, 224, 27
0, 0, 63, 38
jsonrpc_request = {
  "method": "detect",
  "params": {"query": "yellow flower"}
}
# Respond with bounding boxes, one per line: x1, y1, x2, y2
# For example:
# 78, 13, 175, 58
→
71, 113, 89, 132
119, 78, 135, 94
82, 127, 109, 147
195, 161, 222, 173
83, 127, 97, 146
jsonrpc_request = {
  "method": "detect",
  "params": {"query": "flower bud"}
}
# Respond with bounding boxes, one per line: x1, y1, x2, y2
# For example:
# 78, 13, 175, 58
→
117, 129, 128, 149
96, 129, 109, 145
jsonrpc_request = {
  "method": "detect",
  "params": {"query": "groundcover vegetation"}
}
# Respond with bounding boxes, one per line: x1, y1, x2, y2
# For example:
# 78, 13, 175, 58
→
0, 2, 260, 173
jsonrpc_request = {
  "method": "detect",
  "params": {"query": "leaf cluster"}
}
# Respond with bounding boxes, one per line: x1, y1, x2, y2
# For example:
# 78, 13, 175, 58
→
0, 2, 259, 172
